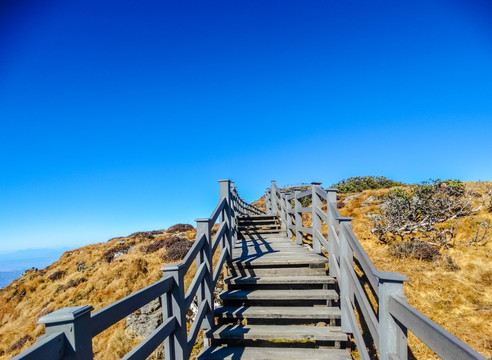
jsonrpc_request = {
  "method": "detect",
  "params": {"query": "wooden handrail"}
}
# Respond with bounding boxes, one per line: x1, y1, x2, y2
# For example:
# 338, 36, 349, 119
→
388, 296, 487, 360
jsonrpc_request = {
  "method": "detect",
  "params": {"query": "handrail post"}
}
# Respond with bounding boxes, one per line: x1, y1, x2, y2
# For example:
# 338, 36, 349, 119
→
271, 181, 278, 215
279, 191, 287, 231
294, 190, 302, 245
230, 182, 238, 246
195, 218, 213, 342
374, 271, 409, 360
266, 189, 272, 215
161, 264, 187, 360
38, 305, 94, 360
326, 189, 339, 277
285, 192, 294, 240
311, 182, 322, 254
338, 217, 354, 333
219, 179, 233, 261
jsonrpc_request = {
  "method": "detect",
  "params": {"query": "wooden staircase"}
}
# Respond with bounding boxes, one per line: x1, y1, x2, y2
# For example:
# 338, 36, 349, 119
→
198, 215, 351, 360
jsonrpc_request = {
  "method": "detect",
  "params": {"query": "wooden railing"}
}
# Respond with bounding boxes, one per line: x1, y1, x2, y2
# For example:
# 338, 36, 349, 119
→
266, 180, 486, 360
12, 180, 264, 360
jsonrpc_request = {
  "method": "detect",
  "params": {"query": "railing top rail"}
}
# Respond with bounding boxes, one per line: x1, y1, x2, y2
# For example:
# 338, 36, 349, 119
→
389, 296, 487, 360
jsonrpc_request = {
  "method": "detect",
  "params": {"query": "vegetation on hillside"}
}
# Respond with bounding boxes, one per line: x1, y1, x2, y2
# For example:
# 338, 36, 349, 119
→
331, 176, 405, 194
0, 225, 197, 359
371, 179, 490, 249
337, 181, 492, 359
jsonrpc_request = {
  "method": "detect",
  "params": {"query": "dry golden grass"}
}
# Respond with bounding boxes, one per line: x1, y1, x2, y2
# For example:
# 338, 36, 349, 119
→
337, 183, 492, 359
0, 229, 198, 359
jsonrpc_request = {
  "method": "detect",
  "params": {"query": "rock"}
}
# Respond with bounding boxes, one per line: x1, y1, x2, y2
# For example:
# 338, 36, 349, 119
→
22, 267, 37, 277
77, 262, 86, 272
126, 299, 163, 337
362, 195, 377, 206
111, 245, 136, 262
117, 240, 126, 245
343, 193, 361, 203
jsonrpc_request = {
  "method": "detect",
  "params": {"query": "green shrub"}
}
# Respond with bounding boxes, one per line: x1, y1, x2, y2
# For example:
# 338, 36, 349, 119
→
332, 176, 405, 194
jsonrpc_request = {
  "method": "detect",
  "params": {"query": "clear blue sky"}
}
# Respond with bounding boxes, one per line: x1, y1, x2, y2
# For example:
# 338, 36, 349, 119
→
1, 0, 491, 252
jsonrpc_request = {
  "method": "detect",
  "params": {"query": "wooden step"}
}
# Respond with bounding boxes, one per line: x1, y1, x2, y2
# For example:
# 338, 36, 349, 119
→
224, 275, 335, 285
219, 289, 338, 301
239, 215, 278, 220
238, 219, 279, 225
214, 306, 341, 320
228, 256, 328, 267
228, 266, 326, 277
198, 346, 352, 360
208, 324, 347, 342
240, 229, 283, 234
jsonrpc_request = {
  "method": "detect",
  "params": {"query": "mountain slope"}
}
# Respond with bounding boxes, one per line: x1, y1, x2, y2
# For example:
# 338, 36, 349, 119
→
0, 227, 196, 359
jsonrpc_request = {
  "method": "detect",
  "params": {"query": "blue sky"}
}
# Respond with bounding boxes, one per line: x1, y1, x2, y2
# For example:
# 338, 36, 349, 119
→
1, 0, 491, 252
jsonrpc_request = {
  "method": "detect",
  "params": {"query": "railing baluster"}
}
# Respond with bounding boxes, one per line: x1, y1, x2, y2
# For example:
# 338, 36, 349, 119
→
326, 188, 339, 277
311, 182, 322, 254
374, 271, 409, 360
271, 180, 278, 215
279, 190, 287, 232
339, 217, 355, 333
219, 179, 232, 261
161, 265, 187, 360
195, 219, 213, 338
294, 190, 302, 245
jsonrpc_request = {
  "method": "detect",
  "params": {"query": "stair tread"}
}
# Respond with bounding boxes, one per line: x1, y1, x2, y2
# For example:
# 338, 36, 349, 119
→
224, 275, 335, 284
219, 289, 338, 300
209, 324, 347, 341
198, 346, 352, 360
215, 306, 341, 319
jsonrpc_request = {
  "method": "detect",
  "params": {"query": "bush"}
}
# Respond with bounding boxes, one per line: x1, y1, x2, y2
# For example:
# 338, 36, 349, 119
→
128, 231, 155, 240
48, 270, 66, 281
332, 176, 405, 194
140, 236, 187, 254
371, 179, 487, 247
301, 195, 312, 207
102, 246, 133, 263
388, 241, 441, 261
167, 224, 194, 233
162, 239, 194, 261
55, 277, 88, 293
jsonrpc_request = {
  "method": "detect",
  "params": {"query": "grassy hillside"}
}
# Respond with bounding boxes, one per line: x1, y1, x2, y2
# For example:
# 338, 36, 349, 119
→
337, 182, 492, 359
0, 227, 197, 359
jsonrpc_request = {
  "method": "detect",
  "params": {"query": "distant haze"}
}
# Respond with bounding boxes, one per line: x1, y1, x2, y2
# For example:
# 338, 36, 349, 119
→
0, 248, 69, 288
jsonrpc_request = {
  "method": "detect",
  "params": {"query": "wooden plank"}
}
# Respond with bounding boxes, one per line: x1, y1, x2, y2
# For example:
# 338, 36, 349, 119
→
388, 296, 487, 360
215, 306, 341, 319
209, 324, 347, 341
122, 317, 176, 360
198, 346, 352, 360
342, 297, 371, 360
91, 276, 174, 336
224, 275, 335, 285
11, 332, 65, 360
219, 289, 338, 301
